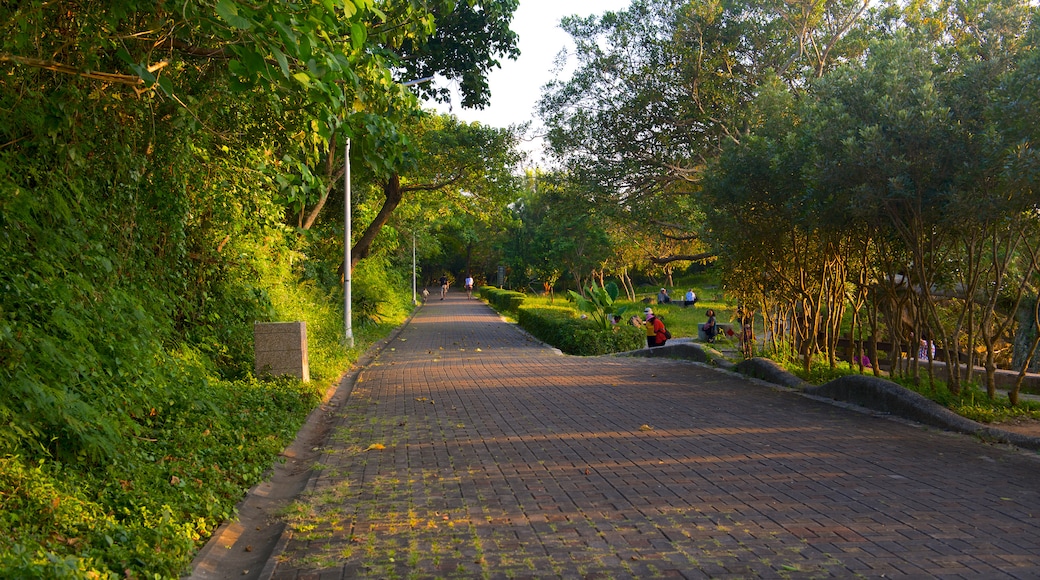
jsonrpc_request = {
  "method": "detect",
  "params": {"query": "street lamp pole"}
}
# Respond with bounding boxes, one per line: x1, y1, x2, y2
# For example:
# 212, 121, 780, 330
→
343, 137, 354, 348
412, 231, 417, 306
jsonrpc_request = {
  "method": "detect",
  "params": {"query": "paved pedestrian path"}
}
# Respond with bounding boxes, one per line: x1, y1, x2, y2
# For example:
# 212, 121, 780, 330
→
263, 292, 1040, 579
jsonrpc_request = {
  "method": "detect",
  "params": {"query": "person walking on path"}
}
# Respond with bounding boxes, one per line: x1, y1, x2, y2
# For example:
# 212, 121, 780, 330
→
439, 274, 448, 299
464, 275, 474, 298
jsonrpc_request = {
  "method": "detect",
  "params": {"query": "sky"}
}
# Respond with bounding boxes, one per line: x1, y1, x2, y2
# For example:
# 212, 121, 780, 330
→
427, 0, 632, 164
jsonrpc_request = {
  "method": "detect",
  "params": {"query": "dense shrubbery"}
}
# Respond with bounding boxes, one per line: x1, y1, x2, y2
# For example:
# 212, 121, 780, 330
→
0, 106, 413, 577
0, 202, 409, 577
477, 289, 645, 355
516, 306, 644, 356
0, 375, 322, 577
479, 286, 526, 313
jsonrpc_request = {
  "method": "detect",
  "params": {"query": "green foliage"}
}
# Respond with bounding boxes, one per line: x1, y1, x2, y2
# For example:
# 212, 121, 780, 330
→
351, 256, 407, 323
0, 1, 517, 576
567, 286, 626, 330
500, 171, 619, 294
0, 75, 413, 578
513, 305, 571, 346
515, 305, 644, 356
0, 374, 323, 578
398, 0, 521, 109
568, 324, 647, 356
781, 359, 865, 385
889, 375, 1040, 424
480, 286, 526, 313
775, 357, 1040, 426
0, 244, 409, 578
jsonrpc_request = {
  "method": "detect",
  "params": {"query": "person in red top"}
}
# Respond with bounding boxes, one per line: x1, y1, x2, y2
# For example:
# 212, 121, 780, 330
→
643, 308, 668, 348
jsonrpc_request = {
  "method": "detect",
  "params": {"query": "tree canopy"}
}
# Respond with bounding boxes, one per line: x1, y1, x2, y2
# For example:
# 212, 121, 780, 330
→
523, 0, 1040, 388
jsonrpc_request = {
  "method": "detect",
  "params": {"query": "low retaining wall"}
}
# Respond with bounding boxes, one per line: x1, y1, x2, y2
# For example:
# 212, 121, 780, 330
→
619, 346, 1040, 452
616, 342, 735, 370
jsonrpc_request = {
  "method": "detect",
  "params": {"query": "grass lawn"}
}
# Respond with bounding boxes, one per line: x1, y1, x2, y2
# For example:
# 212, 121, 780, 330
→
531, 280, 742, 344
627, 277, 738, 341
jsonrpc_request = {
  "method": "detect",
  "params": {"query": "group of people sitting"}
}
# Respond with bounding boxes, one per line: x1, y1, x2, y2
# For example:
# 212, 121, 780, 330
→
656, 288, 699, 308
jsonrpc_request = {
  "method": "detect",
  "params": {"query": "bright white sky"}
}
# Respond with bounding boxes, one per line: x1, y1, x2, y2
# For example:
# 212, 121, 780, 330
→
426, 0, 632, 164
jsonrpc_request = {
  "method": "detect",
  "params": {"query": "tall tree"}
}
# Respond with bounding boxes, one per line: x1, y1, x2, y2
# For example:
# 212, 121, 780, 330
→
343, 113, 524, 270
538, 0, 869, 266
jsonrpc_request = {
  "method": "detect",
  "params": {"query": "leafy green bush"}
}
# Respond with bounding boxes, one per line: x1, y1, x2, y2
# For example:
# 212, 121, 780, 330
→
0, 374, 323, 578
782, 359, 864, 385
0, 127, 413, 577
518, 306, 644, 355
351, 256, 409, 324
567, 285, 632, 330
517, 305, 574, 346
480, 286, 526, 313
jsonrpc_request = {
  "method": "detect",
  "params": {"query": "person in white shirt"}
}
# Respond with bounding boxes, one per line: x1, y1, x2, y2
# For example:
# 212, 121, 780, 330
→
684, 289, 697, 308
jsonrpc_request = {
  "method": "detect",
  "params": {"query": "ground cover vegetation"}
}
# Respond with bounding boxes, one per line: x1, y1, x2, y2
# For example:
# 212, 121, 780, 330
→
0, 0, 523, 576
479, 0, 1040, 412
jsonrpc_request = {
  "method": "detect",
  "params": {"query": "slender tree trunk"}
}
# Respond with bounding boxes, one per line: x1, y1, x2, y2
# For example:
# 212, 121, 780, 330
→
350, 173, 404, 270
623, 268, 636, 301
302, 134, 343, 230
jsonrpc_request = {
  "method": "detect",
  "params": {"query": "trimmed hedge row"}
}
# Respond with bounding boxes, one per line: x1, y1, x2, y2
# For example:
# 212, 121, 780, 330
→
480, 286, 526, 312
518, 306, 645, 356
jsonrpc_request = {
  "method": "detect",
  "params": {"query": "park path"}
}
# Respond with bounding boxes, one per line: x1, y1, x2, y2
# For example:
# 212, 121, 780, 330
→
262, 290, 1040, 579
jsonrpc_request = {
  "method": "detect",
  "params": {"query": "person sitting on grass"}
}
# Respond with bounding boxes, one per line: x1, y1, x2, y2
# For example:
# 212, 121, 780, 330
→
657, 288, 671, 304
684, 289, 697, 307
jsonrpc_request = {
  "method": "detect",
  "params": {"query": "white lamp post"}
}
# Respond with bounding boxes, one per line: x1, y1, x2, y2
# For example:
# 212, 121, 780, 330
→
343, 137, 353, 348
412, 231, 417, 306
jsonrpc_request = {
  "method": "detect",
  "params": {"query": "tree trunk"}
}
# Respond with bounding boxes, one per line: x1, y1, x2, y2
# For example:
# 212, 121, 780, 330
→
622, 268, 635, 301
350, 173, 404, 270
981, 326, 998, 398
303, 134, 343, 230
465, 242, 473, 280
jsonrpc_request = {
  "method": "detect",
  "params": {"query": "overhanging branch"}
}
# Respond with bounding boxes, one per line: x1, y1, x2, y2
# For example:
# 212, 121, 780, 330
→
0, 54, 167, 85
650, 252, 715, 265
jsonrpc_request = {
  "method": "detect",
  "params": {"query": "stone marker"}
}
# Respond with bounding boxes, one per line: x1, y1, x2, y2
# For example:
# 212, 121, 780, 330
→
254, 321, 309, 382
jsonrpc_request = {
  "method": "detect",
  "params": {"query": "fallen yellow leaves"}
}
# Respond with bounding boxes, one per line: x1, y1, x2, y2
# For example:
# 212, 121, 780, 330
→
639, 424, 654, 431
364, 443, 386, 451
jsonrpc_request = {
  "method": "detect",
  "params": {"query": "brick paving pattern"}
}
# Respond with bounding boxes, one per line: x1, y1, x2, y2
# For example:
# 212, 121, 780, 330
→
267, 293, 1040, 579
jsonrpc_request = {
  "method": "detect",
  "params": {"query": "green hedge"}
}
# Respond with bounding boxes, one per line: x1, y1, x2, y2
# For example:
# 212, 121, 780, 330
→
518, 306, 645, 356
480, 286, 526, 313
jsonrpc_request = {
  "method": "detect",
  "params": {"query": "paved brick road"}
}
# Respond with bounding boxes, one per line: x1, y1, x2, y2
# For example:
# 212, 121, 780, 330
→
265, 293, 1040, 579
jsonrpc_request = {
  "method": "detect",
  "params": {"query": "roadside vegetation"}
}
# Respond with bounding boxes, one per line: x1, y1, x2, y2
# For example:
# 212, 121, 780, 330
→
501, 0, 1040, 407
483, 267, 1040, 434
0, 1, 523, 577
